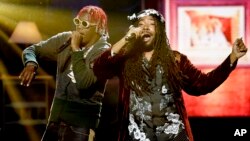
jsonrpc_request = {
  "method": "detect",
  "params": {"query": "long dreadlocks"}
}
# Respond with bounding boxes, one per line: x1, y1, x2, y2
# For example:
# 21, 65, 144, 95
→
123, 13, 183, 96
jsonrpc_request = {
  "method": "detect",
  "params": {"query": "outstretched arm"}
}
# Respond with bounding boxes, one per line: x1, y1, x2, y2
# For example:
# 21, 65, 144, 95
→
181, 38, 247, 95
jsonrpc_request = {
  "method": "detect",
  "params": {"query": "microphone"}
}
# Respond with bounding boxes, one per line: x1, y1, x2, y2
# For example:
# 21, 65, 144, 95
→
125, 33, 136, 41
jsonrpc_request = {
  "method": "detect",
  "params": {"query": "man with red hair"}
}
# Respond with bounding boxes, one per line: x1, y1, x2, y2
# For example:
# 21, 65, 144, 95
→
19, 5, 110, 141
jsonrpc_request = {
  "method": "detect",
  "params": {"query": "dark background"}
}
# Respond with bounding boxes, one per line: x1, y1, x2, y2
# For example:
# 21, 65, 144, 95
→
0, 0, 249, 141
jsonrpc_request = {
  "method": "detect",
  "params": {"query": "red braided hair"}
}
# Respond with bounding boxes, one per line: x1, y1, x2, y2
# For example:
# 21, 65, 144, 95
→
77, 5, 108, 36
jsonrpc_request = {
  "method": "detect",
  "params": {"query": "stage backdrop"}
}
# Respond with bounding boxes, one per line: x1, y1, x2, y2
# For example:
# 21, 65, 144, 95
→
165, 0, 250, 117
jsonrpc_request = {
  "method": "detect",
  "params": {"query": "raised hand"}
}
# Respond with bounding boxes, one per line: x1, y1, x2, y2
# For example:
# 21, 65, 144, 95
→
71, 31, 83, 51
230, 38, 248, 64
232, 37, 248, 59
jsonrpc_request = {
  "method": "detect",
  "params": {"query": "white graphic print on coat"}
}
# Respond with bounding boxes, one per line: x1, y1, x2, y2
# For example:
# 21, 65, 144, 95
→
128, 91, 184, 140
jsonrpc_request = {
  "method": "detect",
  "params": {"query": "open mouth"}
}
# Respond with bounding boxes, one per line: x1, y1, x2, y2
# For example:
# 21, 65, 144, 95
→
141, 33, 151, 42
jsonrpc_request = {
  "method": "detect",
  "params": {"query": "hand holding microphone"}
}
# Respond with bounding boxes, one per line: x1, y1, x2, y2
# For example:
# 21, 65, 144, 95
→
125, 25, 141, 42
125, 33, 136, 41
111, 25, 141, 56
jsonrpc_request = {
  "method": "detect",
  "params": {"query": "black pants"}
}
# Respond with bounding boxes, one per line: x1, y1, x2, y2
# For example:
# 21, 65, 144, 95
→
41, 121, 95, 141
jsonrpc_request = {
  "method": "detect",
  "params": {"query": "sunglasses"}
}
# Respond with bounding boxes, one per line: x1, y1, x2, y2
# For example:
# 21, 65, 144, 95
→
73, 18, 96, 28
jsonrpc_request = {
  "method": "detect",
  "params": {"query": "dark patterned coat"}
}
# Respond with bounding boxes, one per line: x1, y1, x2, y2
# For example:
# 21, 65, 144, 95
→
93, 49, 237, 141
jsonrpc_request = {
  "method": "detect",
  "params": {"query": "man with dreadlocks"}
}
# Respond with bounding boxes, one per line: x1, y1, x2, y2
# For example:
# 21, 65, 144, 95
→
93, 9, 247, 141
19, 5, 110, 141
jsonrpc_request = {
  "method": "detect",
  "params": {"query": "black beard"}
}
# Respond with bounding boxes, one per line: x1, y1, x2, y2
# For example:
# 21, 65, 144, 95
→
142, 44, 154, 52
137, 39, 154, 52
125, 39, 154, 56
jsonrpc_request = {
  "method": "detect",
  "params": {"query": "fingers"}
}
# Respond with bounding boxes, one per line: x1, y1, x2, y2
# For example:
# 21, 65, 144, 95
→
19, 70, 36, 87
236, 38, 247, 53
26, 72, 36, 87
129, 25, 134, 29
232, 37, 248, 60
127, 25, 141, 35
19, 64, 37, 86
71, 31, 82, 51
